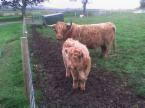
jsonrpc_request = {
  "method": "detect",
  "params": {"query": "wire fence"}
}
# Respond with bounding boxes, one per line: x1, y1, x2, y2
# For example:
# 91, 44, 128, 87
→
21, 17, 36, 108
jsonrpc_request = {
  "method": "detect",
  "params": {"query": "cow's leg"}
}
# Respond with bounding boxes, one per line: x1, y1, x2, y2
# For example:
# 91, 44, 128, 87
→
66, 67, 71, 77
80, 79, 86, 91
62, 56, 71, 77
93, 45, 99, 57
104, 46, 109, 58
71, 69, 79, 89
101, 45, 109, 58
79, 71, 87, 91
73, 79, 79, 89
101, 45, 106, 57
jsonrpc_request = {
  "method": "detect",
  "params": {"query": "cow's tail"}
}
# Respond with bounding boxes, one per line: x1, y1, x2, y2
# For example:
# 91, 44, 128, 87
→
112, 25, 116, 53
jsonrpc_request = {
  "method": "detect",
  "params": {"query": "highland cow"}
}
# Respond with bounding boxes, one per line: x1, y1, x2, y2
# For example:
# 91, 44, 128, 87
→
50, 21, 116, 58
62, 38, 91, 91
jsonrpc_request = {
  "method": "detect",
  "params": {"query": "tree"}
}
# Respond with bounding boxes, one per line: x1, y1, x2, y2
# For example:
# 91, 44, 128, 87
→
82, 0, 88, 16
1, 0, 44, 18
140, 0, 145, 8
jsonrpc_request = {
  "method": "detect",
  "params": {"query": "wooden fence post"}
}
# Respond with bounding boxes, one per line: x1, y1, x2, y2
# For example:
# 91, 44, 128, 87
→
21, 36, 30, 100
21, 36, 36, 108
21, 16, 36, 108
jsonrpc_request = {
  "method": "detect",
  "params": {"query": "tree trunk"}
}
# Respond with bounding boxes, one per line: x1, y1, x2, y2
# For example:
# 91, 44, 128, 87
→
21, 7, 26, 19
22, 0, 26, 19
82, 0, 88, 17
83, 3, 87, 16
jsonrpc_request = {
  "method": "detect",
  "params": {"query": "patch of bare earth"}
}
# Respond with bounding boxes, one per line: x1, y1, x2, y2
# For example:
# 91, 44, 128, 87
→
29, 26, 145, 108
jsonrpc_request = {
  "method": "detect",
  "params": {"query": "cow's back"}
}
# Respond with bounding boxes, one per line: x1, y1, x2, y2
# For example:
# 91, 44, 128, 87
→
67, 22, 116, 49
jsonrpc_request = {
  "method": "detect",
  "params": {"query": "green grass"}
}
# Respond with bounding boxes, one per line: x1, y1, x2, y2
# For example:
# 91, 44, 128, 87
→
38, 12, 145, 98
0, 23, 29, 107
0, 16, 22, 22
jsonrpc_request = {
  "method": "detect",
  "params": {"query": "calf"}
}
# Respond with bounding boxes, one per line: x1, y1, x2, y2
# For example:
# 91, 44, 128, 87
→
62, 38, 91, 91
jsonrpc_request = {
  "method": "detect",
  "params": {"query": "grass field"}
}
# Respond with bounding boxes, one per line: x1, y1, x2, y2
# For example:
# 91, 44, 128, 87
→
39, 12, 145, 98
0, 23, 28, 107
0, 16, 22, 22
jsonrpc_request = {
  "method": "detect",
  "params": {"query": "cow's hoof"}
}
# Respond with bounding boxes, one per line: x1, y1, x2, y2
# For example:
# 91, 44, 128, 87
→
80, 87, 85, 91
80, 84, 86, 91
73, 86, 78, 89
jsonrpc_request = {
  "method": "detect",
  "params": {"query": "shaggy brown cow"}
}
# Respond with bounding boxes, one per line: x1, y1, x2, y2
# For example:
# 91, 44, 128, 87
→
50, 21, 116, 58
62, 38, 91, 91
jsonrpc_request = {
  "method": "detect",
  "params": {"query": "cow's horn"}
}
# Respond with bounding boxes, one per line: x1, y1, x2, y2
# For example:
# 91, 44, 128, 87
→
47, 24, 55, 27
70, 21, 72, 26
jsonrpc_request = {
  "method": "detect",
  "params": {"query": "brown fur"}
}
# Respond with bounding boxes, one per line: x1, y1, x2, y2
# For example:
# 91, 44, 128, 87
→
62, 38, 91, 91
53, 21, 116, 57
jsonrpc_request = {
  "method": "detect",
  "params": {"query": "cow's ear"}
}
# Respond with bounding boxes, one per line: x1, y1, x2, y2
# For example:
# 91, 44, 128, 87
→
52, 24, 56, 30
66, 22, 72, 30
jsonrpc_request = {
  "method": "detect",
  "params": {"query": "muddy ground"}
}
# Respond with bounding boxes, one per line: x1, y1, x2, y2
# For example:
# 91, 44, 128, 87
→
29, 26, 145, 108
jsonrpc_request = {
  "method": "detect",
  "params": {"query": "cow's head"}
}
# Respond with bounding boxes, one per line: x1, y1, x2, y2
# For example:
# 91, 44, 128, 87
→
68, 48, 84, 68
49, 21, 72, 40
